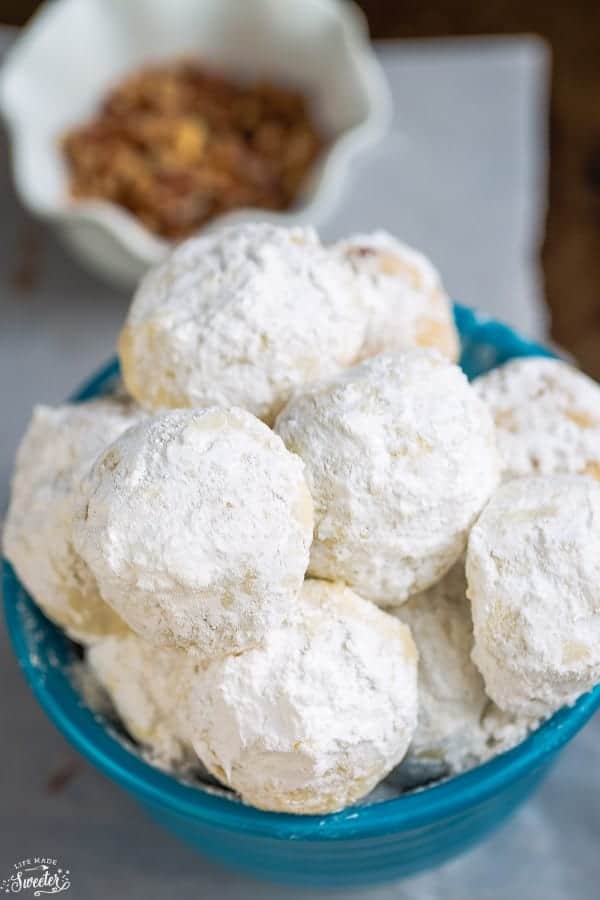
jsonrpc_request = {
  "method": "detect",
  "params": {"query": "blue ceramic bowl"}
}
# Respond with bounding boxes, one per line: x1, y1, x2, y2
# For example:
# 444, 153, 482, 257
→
4, 305, 600, 888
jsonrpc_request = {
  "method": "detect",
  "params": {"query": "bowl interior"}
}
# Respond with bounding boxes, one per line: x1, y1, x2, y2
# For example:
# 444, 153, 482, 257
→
3, 304, 599, 841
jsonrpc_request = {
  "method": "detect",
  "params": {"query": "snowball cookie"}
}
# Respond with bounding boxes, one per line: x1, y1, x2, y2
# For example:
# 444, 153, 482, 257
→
474, 356, 600, 482
393, 563, 534, 782
186, 579, 418, 814
73, 407, 314, 657
119, 223, 367, 424
3, 399, 144, 644
86, 630, 199, 770
333, 231, 459, 362
467, 474, 600, 717
275, 350, 499, 605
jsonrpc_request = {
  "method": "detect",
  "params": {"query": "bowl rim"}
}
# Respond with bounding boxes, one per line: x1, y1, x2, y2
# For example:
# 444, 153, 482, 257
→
4, 304, 600, 842
0, 0, 393, 266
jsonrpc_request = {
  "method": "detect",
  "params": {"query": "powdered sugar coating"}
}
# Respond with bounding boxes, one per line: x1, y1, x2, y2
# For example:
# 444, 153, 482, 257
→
467, 475, 600, 717
86, 630, 199, 770
119, 223, 367, 424
394, 562, 535, 779
73, 407, 314, 657
187, 579, 418, 814
473, 356, 600, 482
333, 231, 459, 362
3, 399, 144, 644
275, 350, 499, 605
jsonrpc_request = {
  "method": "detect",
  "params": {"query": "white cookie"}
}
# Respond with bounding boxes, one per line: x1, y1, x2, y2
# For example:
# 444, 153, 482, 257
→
73, 408, 313, 657
468, 474, 600, 717
119, 223, 367, 424
186, 579, 418, 814
394, 563, 535, 781
87, 630, 198, 770
333, 231, 459, 362
275, 350, 499, 605
3, 398, 144, 644
473, 356, 600, 481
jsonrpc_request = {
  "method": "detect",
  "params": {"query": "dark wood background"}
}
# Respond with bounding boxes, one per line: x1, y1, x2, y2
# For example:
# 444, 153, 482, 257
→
2, 1, 600, 375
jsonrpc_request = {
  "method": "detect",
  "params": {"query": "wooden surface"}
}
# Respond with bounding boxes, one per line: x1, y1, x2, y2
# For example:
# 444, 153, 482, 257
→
3, 1, 600, 374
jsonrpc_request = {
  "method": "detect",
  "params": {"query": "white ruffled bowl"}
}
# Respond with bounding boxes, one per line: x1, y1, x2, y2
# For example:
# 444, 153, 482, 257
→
0, 0, 391, 288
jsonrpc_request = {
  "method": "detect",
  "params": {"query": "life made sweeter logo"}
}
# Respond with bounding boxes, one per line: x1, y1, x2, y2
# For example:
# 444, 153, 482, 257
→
1, 859, 71, 896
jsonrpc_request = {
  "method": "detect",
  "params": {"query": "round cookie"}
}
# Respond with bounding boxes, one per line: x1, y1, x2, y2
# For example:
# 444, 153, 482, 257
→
393, 562, 535, 783
275, 350, 499, 606
473, 356, 600, 481
86, 630, 198, 770
467, 474, 600, 717
3, 399, 144, 644
333, 230, 459, 362
73, 407, 314, 657
119, 223, 367, 424
186, 579, 418, 814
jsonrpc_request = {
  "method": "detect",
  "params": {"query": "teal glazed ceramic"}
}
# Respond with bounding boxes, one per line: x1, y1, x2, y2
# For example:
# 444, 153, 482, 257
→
3, 305, 598, 888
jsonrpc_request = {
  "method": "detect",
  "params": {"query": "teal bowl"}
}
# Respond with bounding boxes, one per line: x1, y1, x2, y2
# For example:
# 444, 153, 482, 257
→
4, 305, 600, 888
